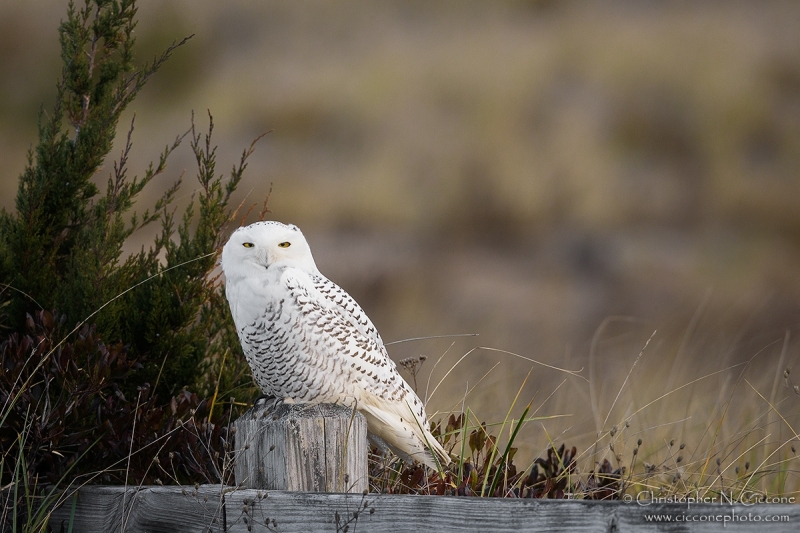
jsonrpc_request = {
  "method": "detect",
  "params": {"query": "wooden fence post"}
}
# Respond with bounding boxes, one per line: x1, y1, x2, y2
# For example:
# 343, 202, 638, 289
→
233, 401, 368, 493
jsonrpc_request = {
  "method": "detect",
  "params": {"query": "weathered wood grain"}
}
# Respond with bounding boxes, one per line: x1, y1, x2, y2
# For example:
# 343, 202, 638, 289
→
233, 402, 368, 493
47, 485, 225, 533
225, 491, 800, 533
44, 485, 800, 533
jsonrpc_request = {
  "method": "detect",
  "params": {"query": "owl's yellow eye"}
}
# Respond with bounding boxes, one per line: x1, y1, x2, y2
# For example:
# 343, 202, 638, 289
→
278, 242, 291, 248
242, 242, 254, 248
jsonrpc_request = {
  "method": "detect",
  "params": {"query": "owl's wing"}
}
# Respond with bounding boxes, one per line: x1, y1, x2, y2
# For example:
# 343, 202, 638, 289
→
309, 273, 385, 348
285, 270, 399, 399
283, 270, 449, 469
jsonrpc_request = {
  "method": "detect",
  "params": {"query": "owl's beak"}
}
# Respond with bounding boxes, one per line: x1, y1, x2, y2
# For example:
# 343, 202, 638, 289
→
263, 249, 275, 269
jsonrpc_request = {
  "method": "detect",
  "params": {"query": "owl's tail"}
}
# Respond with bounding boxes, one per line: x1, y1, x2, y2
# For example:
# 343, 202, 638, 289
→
360, 399, 451, 471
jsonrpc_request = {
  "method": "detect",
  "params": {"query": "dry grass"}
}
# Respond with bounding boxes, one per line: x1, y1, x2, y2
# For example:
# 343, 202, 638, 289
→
384, 310, 800, 499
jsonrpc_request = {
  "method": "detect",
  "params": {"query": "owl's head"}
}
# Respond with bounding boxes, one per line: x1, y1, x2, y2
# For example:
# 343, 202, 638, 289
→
221, 221, 318, 280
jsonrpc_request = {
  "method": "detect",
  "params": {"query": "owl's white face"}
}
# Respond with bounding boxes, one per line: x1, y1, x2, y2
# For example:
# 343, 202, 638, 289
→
221, 221, 319, 281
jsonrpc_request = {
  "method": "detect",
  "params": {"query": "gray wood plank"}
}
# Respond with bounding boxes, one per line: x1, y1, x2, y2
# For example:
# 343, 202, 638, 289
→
47, 485, 225, 533
44, 485, 800, 532
226, 490, 800, 533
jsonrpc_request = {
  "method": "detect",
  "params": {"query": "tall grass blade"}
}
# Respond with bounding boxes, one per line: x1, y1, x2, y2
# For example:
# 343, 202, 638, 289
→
488, 401, 532, 497
480, 368, 533, 497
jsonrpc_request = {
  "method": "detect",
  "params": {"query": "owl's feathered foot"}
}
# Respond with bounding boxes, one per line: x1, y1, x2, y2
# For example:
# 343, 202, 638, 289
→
368, 433, 415, 466
253, 394, 284, 413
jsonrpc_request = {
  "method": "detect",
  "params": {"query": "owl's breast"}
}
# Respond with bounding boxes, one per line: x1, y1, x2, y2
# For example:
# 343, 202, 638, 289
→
237, 295, 297, 395
227, 266, 370, 403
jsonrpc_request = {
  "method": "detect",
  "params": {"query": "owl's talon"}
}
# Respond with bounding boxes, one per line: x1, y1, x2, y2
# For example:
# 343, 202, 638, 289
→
254, 394, 284, 412
254, 393, 274, 406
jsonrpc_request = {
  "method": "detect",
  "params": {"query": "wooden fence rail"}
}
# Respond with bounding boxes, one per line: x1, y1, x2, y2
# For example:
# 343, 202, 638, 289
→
44, 484, 800, 533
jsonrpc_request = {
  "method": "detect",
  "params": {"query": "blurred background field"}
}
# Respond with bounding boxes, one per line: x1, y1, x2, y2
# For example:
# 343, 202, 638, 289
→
2, 0, 800, 489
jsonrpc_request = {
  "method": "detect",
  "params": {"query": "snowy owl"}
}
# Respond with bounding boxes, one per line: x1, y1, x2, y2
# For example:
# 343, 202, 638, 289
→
221, 221, 450, 469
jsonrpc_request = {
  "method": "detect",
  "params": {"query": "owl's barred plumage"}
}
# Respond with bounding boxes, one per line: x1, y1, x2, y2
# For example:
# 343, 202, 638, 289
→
221, 221, 450, 469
